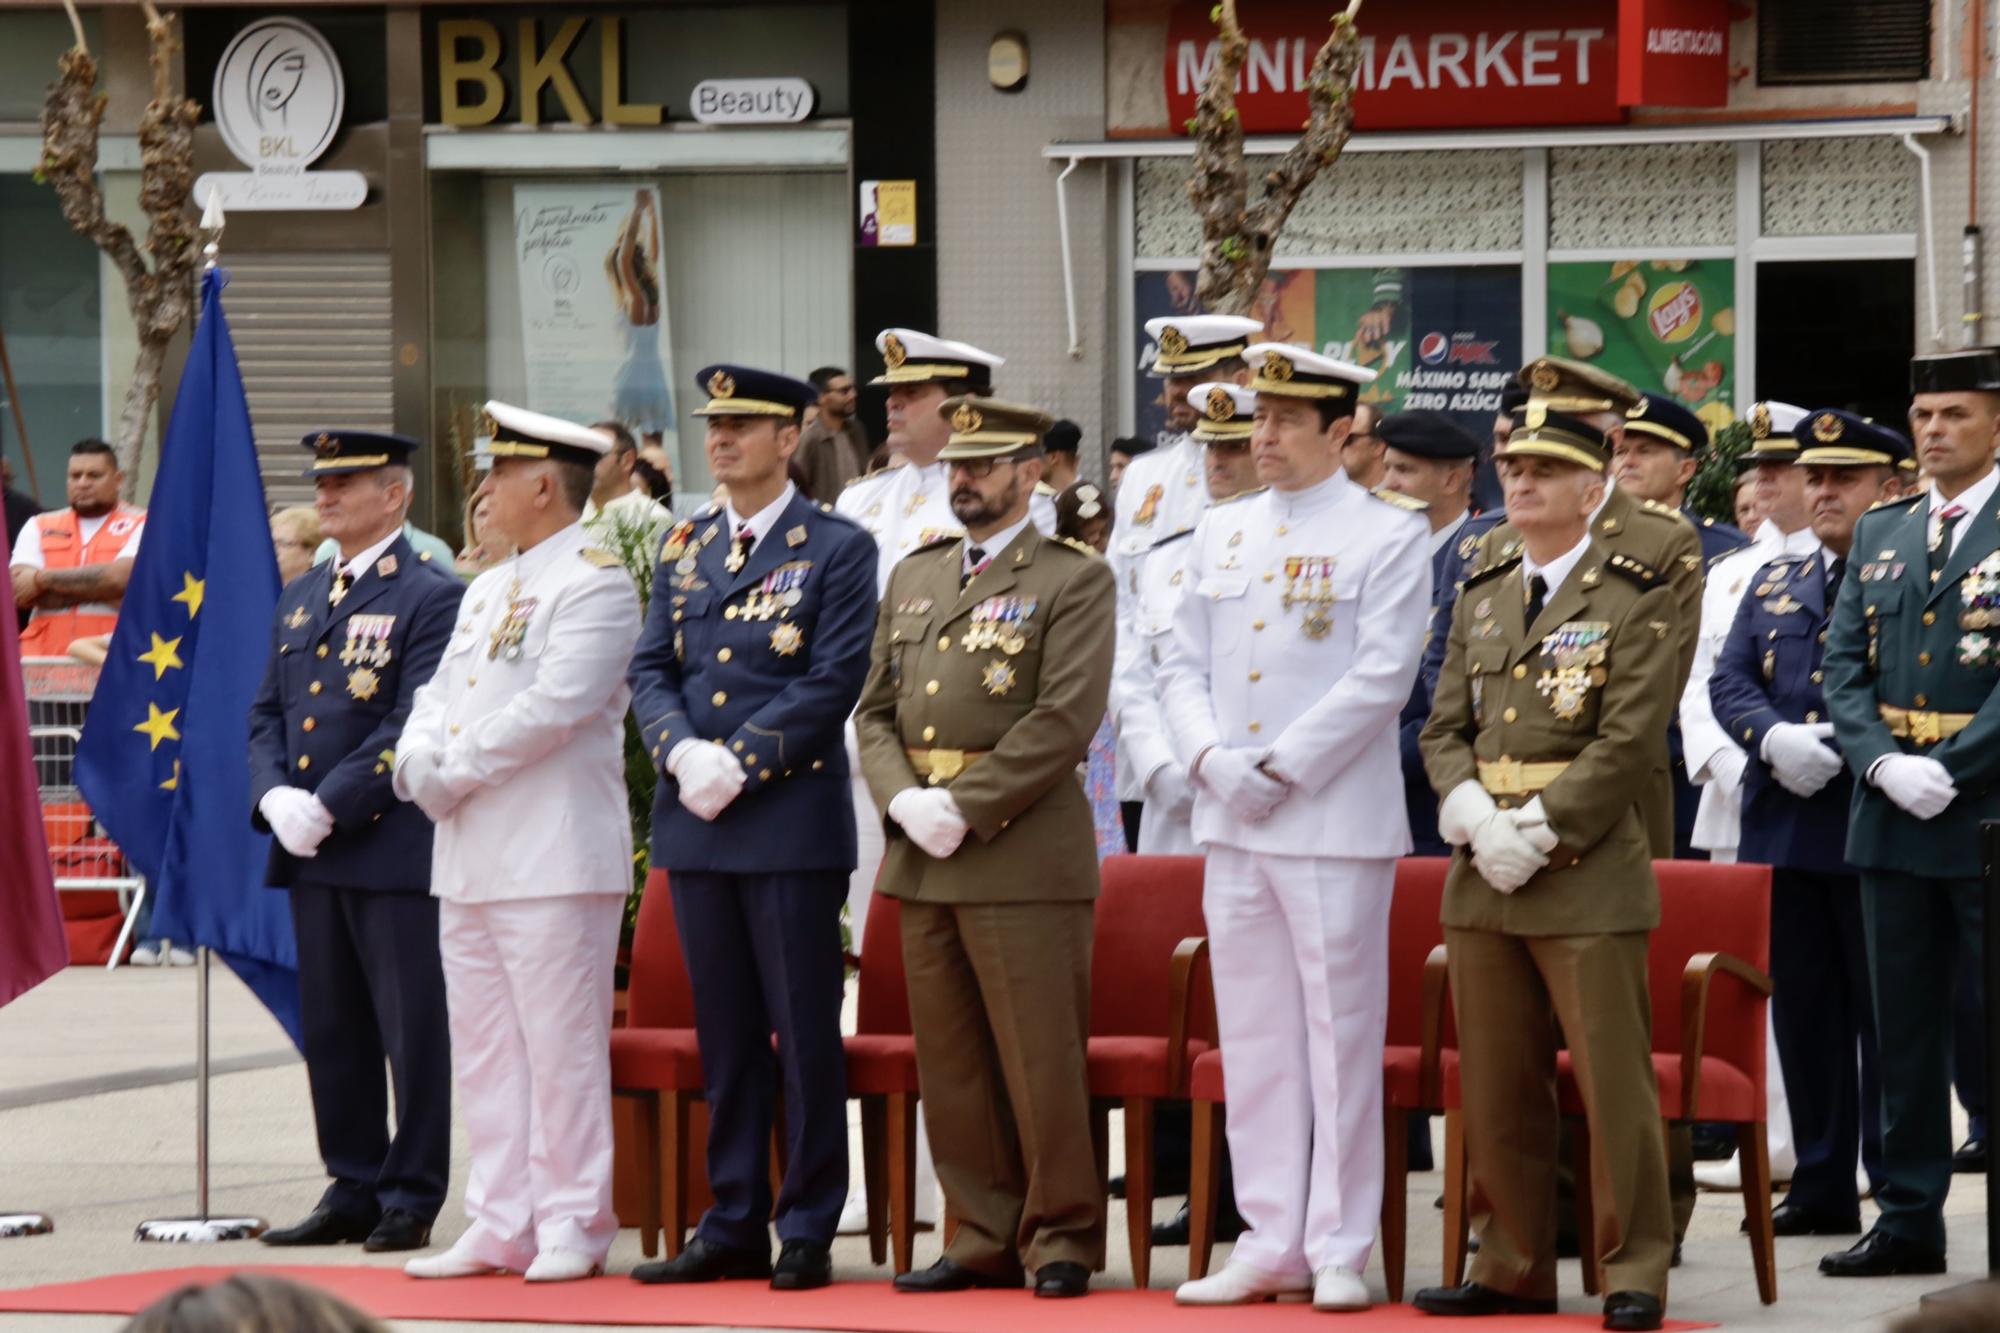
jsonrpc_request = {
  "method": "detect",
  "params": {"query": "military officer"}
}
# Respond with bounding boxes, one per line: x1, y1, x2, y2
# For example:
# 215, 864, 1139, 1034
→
1820, 348, 2000, 1278
1415, 407, 1678, 1333
856, 397, 1115, 1299
1111, 315, 1263, 845
1378, 410, 1504, 857
1710, 408, 1903, 1237
1163, 345, 1431, 1313
248, 430, 463, 1253
395, 402, 642, 1283
626, 367, 878, 1291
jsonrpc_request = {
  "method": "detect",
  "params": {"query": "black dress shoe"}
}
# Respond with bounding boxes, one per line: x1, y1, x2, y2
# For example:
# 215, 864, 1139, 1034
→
259, 1206, 377, 1247
1818, 1229, 1947, 1278
1034, 1261, 1089, 1298
1751, 1201, 1861, 1237
1953, 1137, 1987, 1173
1603, 1290, 1663, 1331
1149, 1199, 1247, 1246
1690, 1125, 1736, 1161
362, 1208, 432, 1253
893, 1258, 1024, 1293
631, 1235, 772, 1284
770, 1239, 831, 1291
1107, 1174, 1126, 1199
1411, 1282, 1558, 1317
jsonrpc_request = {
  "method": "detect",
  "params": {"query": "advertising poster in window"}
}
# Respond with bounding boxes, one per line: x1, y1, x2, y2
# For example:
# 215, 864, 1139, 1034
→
1546, 258, 1735, 431
1132, 265, 1520, 448
513, 182, 678, 446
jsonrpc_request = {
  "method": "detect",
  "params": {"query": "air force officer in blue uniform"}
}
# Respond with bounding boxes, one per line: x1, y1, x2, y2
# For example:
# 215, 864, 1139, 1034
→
628, 366, 878, 1292
249, 430, 464, 1252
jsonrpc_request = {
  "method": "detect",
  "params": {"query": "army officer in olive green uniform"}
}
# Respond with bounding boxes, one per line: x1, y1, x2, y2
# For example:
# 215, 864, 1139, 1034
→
856, 396, 1116, 1300
1416, 405, 1678, 1333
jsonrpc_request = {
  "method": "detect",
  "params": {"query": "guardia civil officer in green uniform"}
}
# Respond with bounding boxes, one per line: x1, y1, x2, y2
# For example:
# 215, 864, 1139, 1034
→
1416, 404, 1678, 1333
855, 397, 1116, 1300
1819, 347, 2000, 1278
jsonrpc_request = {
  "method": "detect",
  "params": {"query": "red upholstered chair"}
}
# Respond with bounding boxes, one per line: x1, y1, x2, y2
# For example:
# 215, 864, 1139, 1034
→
1436, 859, 1776, 1304
608, 870, 704, 1259
843, 892, 926, 1274
1086, 853, 1212, 1287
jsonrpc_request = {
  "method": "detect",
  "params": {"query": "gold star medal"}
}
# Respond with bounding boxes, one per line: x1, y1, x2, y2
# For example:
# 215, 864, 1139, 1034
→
347, 666, 381, 702
770, 622, 804, 657
982, 658, 1017, 697
285, 605, 310, 629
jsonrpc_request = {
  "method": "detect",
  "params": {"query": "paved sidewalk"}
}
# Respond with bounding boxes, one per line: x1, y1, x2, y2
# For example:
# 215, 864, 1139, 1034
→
0, 965, 1987, 1331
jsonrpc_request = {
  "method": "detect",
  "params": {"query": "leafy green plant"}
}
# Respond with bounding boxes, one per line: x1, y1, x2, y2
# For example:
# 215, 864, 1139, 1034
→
595, 514, 664, 948
1687, 419, 1751, 525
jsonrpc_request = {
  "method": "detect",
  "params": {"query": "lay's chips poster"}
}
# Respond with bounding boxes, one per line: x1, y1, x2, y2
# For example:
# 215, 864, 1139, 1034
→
1546, 259, 1737, 432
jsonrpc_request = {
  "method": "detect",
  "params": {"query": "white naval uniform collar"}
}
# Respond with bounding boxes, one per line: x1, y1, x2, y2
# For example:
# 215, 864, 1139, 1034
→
1428, 508, 1469, 558
1930, 465, 1999, 555
964, 513, 1034, 576
508, 519, 586, 584
724, 481, 798, 553
1520, 530, 1593, 599
1271, 468, 1351, 521
338, 528, 402, 582
1769, 521, 1821, 559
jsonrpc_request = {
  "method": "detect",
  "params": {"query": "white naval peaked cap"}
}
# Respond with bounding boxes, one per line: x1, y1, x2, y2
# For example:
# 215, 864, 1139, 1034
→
872, 328, 1004, 390
1744, 399, 1810, 464
1144, 314, 1265, 376
481, 400, 615, 465
1186, 382, 1256, 441
1243, 343, 1377, 400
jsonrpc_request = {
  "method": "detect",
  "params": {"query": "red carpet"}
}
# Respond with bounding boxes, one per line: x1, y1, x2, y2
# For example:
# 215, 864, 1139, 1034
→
0, 1265, 1718, 1330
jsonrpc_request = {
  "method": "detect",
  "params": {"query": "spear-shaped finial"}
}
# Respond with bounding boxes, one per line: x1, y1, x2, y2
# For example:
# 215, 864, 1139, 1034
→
200, 186, 225, 271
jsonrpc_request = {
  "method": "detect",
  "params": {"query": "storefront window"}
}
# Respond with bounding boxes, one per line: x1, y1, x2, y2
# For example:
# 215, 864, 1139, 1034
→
0, 176, 104, 502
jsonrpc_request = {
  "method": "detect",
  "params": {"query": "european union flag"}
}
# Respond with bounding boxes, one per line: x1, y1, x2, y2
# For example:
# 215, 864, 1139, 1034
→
75, 269, 301, 1046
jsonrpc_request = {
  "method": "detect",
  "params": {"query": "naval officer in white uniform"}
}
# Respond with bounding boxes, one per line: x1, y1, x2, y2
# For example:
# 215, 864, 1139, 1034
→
1110, 315, 1262, 844
1162, 344, 1431, 1312
1113, 382, 1261, 856
395, 401, 643, 1283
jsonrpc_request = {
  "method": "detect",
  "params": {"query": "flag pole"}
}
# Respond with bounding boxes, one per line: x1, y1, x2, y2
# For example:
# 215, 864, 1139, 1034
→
135, 187, 264, 1245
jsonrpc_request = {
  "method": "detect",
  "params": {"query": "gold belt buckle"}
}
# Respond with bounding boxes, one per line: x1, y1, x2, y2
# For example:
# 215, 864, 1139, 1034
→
1909, 709, 1942, 745
926, 748, 966, 781
1483, 756, 1523, 796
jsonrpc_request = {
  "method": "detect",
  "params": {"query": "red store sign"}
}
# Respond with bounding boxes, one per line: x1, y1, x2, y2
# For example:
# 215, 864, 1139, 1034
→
1618, 0, 1730, 108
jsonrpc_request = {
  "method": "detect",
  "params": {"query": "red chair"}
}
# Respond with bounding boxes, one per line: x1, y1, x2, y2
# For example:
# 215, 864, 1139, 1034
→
1184, 858, 1457, 1298
609, 870, 705, 1259
1086, 854, 1212, 1287
1435, 859, 1776, 1303
843, 893, 926, 1274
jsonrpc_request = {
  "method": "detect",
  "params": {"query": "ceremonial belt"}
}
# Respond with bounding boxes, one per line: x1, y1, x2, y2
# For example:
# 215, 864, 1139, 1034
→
1879, 704, 1975, 746
1477, 757, 1572, 797
907, 748, 990, 782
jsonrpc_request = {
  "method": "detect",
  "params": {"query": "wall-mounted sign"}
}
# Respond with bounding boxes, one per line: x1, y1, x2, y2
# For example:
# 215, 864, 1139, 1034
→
691, 78, 814, 124
438, 16, 664, 126
860, 180, 916, 247
1616, 0, 1729, 107
1163, 0, 1622, 133
196, 17, 367, 211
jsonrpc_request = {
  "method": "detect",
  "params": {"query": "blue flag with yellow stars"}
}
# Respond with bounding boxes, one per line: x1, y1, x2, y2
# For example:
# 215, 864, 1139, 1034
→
75, 268, 301, 1047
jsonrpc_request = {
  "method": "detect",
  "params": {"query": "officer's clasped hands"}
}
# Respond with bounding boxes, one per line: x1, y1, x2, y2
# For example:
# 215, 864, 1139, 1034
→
1195, 746, 1288, 822
259, 785, 335, 859
667, 739, 747, 822
1870, 753, 1958, 821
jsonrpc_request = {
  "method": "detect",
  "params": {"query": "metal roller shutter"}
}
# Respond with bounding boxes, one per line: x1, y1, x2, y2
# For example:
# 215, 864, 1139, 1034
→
1759, 0, 1931, 85
221, 252, 394, 510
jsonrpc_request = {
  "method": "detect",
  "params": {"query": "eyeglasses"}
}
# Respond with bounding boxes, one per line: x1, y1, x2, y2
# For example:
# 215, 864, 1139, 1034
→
946, 457, 1018, 480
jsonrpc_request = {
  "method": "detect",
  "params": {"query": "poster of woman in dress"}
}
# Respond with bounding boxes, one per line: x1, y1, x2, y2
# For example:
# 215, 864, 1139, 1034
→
513, 182, 677, 447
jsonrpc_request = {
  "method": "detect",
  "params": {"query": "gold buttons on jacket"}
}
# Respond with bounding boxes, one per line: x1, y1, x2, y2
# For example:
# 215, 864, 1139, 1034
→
761, 770, 773, 781
1503, 707, 1518, 723
712, 691, 728, 706
718, 648, 732, 662
733, 740, 745, 752
926, 680, 940, 695
1253, 619, 1265, 631
302, 718, 316, 732
1249, 671, 1262, 682
1811, 670, 1823, 684
725, 606, 739, 620
467, 676, 477, 687
450, 724, 462, 735
1248, 722, 1261, 733
1919, 651, 1932, 666
1805, 711, 1819, 723
922, 725, 936, 741
938, 635, 952, 651
812, 759, 824, 771
1923, 610, 1936, 625
316, 645, 328, 658
309, 681, 322, 695
1513, 664, 1528, 679
1915, 693, 1928, 707
297, 756, 311, 770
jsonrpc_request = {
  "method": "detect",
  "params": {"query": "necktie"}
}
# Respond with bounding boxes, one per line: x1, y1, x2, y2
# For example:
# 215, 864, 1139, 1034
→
328, 568, 353, 608
1826, 556, 1846, 602
961, 546, 988, 590
726, 523, 754, 574
1524, 573, 1547, 628
1930, 503, 1965, 581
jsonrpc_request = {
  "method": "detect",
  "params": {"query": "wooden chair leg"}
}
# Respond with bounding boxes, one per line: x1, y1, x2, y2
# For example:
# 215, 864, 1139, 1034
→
860, 1094, 888, 1267
663, 1091, 692, 1258
1442, 1109, 1469, 1286
625, 1091, 661, 1258
1381, 1105, 1409, 1303
1188, 1098, 1222, 1280
1091, 1099, 1111, 1188
888, 1091, 919, 1275
1738, 1120, 1778, 1305
1573, 1119, 1601, 1296
1122, 1097, 1155, 1288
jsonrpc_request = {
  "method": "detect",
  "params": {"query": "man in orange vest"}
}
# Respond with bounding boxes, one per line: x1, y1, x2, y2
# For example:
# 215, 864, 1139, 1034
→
10, 440, 145, 657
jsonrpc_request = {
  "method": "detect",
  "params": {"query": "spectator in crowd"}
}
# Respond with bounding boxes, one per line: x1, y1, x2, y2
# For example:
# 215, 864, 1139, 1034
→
797, 367, 871, 502
11, 439, 144, 657
1041, 420, 1083, 493
1340, 401, 1388, 490
452, 492, 511, 581
631, 454, 672, 505
270, 505, 323, 586
1735, 471, 1763, 537
123, 1273, 390, 1333
583, 419, 673, 552
1108, 436, 1151, 493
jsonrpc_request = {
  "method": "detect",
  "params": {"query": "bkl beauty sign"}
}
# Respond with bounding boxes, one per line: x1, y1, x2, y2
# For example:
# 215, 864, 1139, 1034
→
1164, 0, 1624, 133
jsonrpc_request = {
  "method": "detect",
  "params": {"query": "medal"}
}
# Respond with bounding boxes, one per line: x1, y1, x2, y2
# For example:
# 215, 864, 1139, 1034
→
488, 597, 538, 661
285, 605, 309, 629
770, 622, 804, 656
347, 666, 381, 702
982, 658, 1017, 696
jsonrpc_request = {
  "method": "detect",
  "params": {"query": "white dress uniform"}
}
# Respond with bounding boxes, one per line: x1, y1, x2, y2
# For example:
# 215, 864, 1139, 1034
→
395, 405, 643, 1275
1160, 346, 1430, 1285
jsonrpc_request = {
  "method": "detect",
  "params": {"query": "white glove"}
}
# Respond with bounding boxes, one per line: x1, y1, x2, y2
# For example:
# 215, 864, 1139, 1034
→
888, 787, 971, 859
1145, 763, 1195, 820
1194, 746, 1289, 822
668, 739, 748, 822
1871, 753, 1959, 820
1705, 747, 1749, 798
1470, 809, 1549, 894
1515, 795, 1561, 855
259, 786, 334, 858
1437, 780, 1499, 848
1761, 723, 1845, 798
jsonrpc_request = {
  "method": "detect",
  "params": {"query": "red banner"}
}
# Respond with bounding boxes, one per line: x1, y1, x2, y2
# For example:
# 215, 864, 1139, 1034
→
1164, 0, 1624, 134
1617, 0, 1730, 107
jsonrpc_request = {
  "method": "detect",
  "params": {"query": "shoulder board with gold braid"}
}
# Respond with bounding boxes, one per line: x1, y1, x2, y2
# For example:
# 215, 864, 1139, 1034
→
1210, 486, 1267, 508
1033, 480, 1058, 497
1369, 486, 1428, 513
1461, 552, 1522, 590
580, 546, 624, 570
908, 532, 961, 556
1607, 551, 1665, 589
1865, 491, 1926, 514
1636, 498, 1695, 528
1054, 535, 1102, 559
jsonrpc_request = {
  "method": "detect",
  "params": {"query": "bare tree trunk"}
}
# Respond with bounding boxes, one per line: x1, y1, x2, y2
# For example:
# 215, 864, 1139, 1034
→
1188, 0, 1365, 316
115, 337, 171, 471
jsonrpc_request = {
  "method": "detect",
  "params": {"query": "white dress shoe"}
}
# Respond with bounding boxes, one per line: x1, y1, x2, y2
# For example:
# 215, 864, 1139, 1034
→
1175, 1261, 1313, 1305
405, 1240, 512, 1279
1693, 1150, 1795, 1193
835, 1192, 870, 1236
1312, 1266, 1371, 1312
524, 1248, 602, 1282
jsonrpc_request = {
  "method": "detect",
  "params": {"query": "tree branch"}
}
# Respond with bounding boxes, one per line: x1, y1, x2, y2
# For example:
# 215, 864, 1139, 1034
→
1244, 1, 1364, 244
1188, 0, 1253, 312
